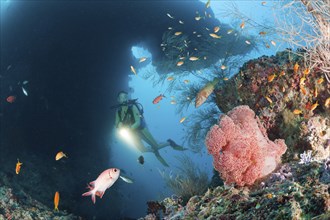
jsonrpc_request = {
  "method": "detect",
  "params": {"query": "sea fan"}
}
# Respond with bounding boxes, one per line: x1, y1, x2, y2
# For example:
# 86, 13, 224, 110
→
159, 155, 209, 204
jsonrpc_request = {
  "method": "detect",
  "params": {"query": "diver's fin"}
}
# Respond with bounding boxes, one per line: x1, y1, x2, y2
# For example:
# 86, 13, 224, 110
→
173, 145, 188, 151
153, 150, 169, 167
167, 139, 187, 151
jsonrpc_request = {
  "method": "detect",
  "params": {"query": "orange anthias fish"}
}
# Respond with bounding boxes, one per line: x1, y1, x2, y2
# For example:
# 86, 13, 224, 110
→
195, 78, 220, 108
209, 33, 221, 39
317, 78, 324, 84
189, 56, 199, 61
300, 86, 307, 95
293, 109, 302, 115
313, 87, 318, 98
152, 94, 165, 104
305, 102, 312, 110
310, 101, 319, 111
293, 63, 299, 73
15, 159, 23, 175
7, 95, 16, 103
210, 33, 221, 39
300, 77, 306, 86
325, 97, 330, 108
54, 191, 60, 211
240, 21, 245, 29
139, 57, 147, 63
303, 68, 310, 75
179, 117, 186, 123
55, 151, 67, 161
268, 73, 276, 82
265, 96, 273, 104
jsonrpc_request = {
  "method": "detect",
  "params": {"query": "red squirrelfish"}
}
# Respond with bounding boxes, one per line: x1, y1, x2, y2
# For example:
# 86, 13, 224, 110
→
82, 168, 120, 204
152, 94, 165, 104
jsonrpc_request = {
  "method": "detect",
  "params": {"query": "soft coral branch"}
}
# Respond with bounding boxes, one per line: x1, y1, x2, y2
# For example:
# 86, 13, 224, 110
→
205, 105, 287, 186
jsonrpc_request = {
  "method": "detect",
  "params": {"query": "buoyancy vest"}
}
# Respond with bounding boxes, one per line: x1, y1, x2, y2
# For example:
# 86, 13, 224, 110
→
117, 104, 146, 130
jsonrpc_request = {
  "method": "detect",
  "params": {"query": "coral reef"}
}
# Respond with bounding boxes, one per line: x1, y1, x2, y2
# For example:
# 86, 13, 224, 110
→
146, 201, 166, 218
299, 150, 316, 165
305, 116, 330, 160
266, 163, 293, 184
139, 160, 330, 220
215, 50, 330, 162
320, 157, 330, 184
205, 105, 287, 186
0, 171, 77, 220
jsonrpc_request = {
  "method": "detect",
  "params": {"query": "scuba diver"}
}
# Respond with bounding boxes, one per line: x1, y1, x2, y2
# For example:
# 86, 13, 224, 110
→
113, 91, 186, 167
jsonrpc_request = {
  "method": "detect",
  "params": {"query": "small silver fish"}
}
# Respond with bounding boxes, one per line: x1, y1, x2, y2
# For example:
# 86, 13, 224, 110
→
22, 87, 28, 96
166, 13, 174, 19
119, 175, 134, 184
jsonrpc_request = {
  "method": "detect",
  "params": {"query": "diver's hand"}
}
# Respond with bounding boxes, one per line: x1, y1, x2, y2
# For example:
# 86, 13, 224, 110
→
117, 122, 124, 128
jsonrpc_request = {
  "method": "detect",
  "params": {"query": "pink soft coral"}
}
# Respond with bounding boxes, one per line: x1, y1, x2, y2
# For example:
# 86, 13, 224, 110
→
205, 105, 287, 186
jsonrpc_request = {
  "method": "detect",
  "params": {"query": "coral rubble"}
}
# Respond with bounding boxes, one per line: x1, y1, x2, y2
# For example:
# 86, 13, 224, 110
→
140, 161, 330, 219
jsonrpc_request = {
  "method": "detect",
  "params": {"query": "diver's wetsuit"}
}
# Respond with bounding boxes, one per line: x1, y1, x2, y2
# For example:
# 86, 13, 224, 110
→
117, 104, 170, 167
117, 105, 150, 149
117, 104, 146, 130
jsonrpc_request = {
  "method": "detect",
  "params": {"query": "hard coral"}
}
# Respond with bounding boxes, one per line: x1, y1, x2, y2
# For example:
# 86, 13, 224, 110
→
140, 161, 330, 220
306, 116, 330, 160
205, 105, 287, 186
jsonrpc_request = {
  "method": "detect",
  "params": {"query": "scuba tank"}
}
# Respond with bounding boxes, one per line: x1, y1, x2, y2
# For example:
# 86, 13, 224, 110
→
110, 99, 144, 116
